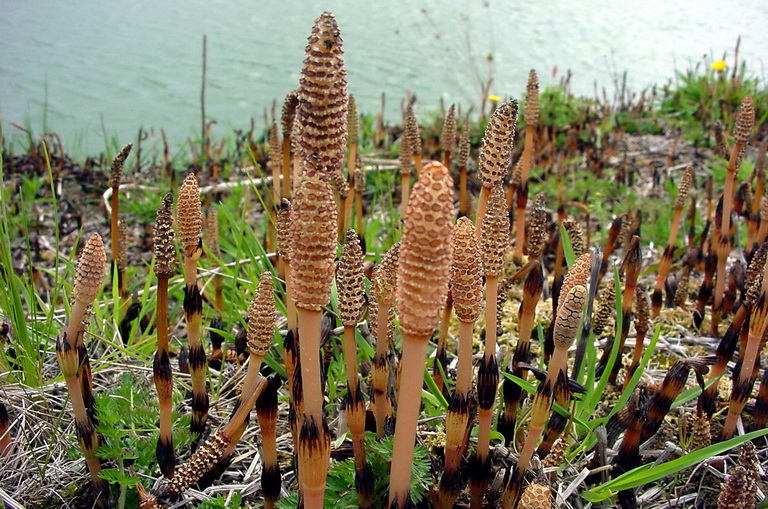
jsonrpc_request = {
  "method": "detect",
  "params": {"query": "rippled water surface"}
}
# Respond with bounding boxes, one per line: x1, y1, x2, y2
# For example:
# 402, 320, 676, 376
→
1, 0, 766, 154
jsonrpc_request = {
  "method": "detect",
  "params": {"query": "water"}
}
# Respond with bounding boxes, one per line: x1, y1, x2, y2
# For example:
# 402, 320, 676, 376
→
1, 0, 766, 156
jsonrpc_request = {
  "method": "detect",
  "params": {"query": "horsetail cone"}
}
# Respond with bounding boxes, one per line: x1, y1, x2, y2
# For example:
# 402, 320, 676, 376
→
348, 94, 359, 144
73, 234, 107, 306
354, 166, 365, 194
593, 284, 615, 336
441, 104, 456, 153
282, 89, 300, 138
177, 173, 203, 257
563, 219, 585, 258
337, 230, 366, 327
519, 481, 551, 509
153, 193, 175, 278
160, 431, 230, 497
525, 69, 540, 126
478, 100, 518, 188
458, 128, 470, 169
400, 125, 413, 176
116, 220, 128, 273
560, 252, 591, 305
268, 122, 281, 172
397, 161, 454, 337
375, 242, 400, 304
675, 165, 695, 209
295, 12, 348, 174
405, 103, 422, 158
733, 95, 755, 146
248, 272, 276, 357
481, 184, 510, 277
553, 285, 587, 350
330, 165, 350, 200
527, 193, 547, 259
109, 143, 132, 189
634, 287, 650, 336
205, 208, 221, 263
451, 217, 484, 323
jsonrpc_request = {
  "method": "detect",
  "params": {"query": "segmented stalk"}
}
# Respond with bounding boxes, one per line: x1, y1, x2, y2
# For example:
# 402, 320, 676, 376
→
290, 153, 337, 508
56, 233, 107, 503
336, 229, 373, 507
153, 193, 176, 479
177, 173, 208, 439
651, 165, 693, 316
388, 161, 453, 509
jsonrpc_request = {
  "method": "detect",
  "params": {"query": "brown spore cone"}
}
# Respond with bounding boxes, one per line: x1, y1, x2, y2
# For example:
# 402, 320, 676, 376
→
289, 155, 338, 311
396, 161, 454, 338
73, 233, 107, 306
295, 12, 348, 176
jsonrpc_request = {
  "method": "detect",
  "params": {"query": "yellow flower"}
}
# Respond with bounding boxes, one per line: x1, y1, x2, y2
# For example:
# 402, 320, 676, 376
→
711, 60, 727, 72
487, 94, 501, 102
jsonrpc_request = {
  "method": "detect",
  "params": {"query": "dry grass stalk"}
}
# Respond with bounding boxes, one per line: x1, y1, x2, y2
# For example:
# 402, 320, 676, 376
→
651, 165, 693, 316
475, 101, 518, 231
372, 242, 400, 438
281, 89, 299, 199
290, 153, 337, 508
513, 70, 540, 261
713, 95, 755, 336
153, 193, 176, 478
56, 233, 107, 502
388, 161, 453, 508
336, 229, 373, 507
177, 173, 209, 439
470, 182, 509, 508
441, 104, 456, 168
458, 128, 471, 217
294, 12, 348, 180
437, 216, 483, 509
505, 284, 587, 507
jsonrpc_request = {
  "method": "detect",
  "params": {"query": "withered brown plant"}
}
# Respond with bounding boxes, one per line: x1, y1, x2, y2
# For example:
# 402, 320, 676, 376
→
153, 193, 176, 479
177, 173, 209, 439
470, 183, 509, 509
513, 69, 539, 262
290, 154, 337, 508
388, 161, 453, 509
437, 216, 483, 509
651, 164, 693, 316
336, 229, 373, 507
713, 95, 755, 336
475, 100, 518, 230
56, 233, 107, 502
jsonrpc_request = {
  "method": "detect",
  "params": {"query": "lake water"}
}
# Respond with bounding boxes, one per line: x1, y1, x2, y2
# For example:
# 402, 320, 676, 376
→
1, 0, 767, 156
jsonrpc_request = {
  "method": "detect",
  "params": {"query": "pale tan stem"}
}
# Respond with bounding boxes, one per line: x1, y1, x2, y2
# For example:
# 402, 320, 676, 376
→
388, 335, 429, 508
475, 187, 491, 233
484, 276, 499, 357
281, 138, 292, 199
401, 174, 411, 219
342, 325, 359, 394
456, 320, 475, 395
298, 309, 324, 420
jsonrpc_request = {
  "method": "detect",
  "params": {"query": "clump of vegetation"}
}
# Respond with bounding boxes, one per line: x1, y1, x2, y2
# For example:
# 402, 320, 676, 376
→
1, 11, 768, 509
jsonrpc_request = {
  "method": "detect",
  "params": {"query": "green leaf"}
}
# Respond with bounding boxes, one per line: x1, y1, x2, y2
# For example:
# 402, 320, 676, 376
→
582, 428, 768, 502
